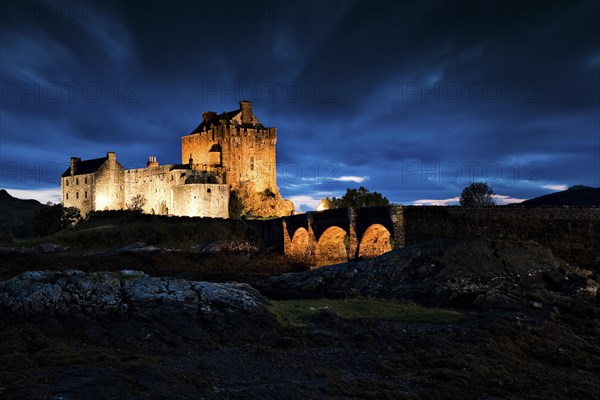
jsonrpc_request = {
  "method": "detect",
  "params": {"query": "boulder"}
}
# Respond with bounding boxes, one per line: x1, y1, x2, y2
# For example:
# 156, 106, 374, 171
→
0, 270, 276, 345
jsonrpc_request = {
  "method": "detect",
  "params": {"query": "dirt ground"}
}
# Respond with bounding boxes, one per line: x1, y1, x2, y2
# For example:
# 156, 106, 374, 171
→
1, 247, 599, 399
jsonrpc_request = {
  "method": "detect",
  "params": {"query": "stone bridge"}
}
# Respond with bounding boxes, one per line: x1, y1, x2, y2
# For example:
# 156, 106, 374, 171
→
250, 205, 600, 269
252, 206, 405, 267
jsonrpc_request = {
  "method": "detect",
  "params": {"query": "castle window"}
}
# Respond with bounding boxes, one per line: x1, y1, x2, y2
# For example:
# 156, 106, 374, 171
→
84, 177, 87, 184
66, 180, 69, 187
66, 193, 69, 200
207, 188, 211, 193
85, 191, 87, 199
250, 156, 254, 171
76, 178, 79, 185
76, 192, 79, 199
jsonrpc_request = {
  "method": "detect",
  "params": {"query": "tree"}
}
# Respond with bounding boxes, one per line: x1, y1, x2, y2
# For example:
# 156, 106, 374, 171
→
32, 204, 82, 236
321, 186, 390, 209
127, 194, 146, 211
459, 182, 496, 207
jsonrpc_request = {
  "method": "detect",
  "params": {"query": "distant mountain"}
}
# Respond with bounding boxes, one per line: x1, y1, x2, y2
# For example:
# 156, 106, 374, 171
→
521, 185, 600, 206
0, 189, 45, 238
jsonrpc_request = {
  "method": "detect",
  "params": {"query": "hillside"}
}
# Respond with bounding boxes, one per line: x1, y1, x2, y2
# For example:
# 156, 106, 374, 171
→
0, 189, 45, 238
521, 185, 600, 206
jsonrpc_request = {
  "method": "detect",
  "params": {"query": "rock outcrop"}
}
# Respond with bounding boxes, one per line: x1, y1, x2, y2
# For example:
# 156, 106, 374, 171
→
0, 242, 70, 254
232, 181, 294, 218
0, 270, 276, 345
260, 239, 599, 311
196, 241, 259, 254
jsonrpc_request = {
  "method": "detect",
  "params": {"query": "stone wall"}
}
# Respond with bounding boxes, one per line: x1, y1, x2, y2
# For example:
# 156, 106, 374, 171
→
62, 154, 229, 218
120, 165, 229, 218
61, 172, 95, 216
92, 153, 125, 212
123, 165, 188, 215
402, 206, 600, 269
170, 184, 229, 218
182, 125, 277, 193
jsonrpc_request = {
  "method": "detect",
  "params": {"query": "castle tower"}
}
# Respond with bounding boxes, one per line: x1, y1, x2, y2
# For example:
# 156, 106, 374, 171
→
181, 101, 278, 193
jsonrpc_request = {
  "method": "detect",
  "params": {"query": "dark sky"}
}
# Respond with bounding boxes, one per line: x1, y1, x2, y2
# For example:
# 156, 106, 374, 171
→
1, 0, 599, 209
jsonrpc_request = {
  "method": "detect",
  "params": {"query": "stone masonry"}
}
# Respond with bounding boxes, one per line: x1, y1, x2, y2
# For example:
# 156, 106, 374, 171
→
61, 102, 287, 218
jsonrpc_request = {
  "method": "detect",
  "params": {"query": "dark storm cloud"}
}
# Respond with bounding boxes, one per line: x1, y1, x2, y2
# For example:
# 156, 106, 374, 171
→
1, 0, 598, 206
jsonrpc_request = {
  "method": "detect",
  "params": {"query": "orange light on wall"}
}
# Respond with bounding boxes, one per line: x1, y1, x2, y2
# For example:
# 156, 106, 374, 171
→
316, 200, 327, 211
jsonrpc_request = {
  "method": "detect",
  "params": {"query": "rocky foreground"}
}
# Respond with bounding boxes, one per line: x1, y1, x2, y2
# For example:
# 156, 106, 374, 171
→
1, 239, 599, 399
261, 239, 600, 311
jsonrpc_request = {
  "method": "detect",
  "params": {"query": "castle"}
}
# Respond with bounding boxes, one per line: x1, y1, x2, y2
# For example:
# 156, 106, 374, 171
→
61, 101, 290, 218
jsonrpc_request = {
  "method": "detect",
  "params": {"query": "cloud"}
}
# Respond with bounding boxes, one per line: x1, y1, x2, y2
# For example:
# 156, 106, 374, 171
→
491, 194, 528, 205
3, 187, 61, 204
287, 195, 322, 212
334, 176, 367, 183
412, 193, 527, 206
412, 197, 460, 206
541, 184, 568, 191
1, 0, 597, 208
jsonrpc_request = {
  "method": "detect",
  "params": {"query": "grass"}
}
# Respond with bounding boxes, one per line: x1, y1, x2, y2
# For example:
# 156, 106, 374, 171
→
2, 211, 258, 250
268, 298, 465, 327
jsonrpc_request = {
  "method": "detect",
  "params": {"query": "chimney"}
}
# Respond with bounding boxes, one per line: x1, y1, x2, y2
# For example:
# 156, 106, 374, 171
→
70, 157, 80, 176
107, 151, 116, 161
147, 156, 158, 168
202, 111, 217, 122
240, 101, 252, 124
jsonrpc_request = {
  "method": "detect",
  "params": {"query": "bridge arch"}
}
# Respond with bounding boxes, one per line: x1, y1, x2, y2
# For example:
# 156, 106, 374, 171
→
289, 227, 309, 261
315, 226, 349, 267
357, 223, 392, 259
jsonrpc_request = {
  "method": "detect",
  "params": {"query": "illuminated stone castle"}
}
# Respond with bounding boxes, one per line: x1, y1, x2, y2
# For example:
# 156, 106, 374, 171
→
61, 101, 289, 218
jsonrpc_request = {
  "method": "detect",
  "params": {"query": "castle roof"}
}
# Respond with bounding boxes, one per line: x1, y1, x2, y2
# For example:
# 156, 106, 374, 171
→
61, 156, 107, 177
190, 107, 265, 134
